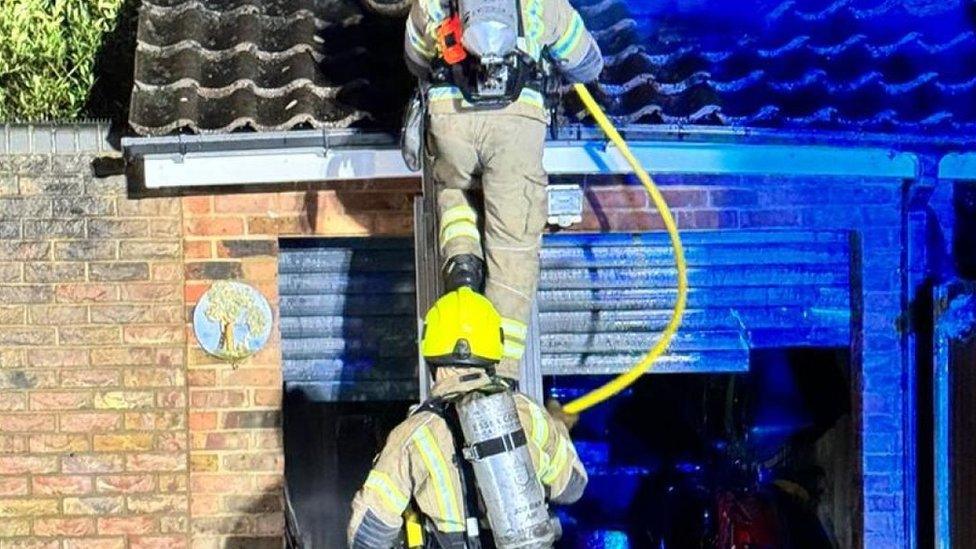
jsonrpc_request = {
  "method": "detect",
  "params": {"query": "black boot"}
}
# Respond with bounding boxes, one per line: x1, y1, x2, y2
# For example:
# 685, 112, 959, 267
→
443, 254, 485, 292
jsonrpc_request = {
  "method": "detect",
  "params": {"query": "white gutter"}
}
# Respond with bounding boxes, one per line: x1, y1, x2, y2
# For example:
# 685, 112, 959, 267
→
122, 129, 919, 188
938, 152, 976, 180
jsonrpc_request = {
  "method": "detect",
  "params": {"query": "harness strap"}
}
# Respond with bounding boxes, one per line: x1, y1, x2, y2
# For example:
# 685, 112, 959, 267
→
463, 429, 527, 461
516, 0, 525, 40
444, 404, 484, 549
429, 0, 543, 109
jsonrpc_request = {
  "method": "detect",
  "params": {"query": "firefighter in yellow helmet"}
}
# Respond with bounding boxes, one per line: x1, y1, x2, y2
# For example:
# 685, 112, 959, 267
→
348, 288, 587, 548
403, 0, 604, 381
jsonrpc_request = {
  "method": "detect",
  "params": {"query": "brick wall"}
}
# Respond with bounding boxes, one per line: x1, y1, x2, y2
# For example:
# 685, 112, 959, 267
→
0, 154, 187, 549
180, 184, 416, 549
179, 173, 905, 546
0, 155, 912, 547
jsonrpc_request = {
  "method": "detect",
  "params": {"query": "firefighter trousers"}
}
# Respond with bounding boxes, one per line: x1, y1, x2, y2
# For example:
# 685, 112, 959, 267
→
427, 112, 548, 381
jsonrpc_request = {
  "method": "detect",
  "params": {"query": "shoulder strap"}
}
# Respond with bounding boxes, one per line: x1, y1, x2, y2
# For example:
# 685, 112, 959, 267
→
516, 0, 526, 39
413, 396, 449, 418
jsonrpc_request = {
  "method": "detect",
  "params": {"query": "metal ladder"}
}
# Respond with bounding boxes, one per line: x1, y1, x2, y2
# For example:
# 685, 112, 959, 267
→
412, 161, 548, 404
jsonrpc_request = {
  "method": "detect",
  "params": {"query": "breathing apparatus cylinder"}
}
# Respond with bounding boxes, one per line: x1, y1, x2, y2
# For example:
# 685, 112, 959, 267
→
457, 389, 555, 548
457, 0, 519, 59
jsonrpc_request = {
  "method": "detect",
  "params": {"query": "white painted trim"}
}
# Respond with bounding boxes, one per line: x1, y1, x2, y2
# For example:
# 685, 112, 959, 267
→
939, 152, 976, 180
133, 139, 919, 189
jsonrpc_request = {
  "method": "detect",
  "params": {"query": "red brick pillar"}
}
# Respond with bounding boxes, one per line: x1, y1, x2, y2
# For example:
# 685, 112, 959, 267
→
181, 187, 415, 548
182, 195, 283, 549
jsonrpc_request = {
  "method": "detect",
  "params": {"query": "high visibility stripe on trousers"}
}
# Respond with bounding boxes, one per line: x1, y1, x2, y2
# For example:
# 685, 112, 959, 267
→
502, 317, 528, 360
412, 425, 464, 532
439, 205, 480, 252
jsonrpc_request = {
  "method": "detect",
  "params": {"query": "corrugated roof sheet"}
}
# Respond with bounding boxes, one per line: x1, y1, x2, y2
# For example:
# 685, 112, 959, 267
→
130, 0, 976, 135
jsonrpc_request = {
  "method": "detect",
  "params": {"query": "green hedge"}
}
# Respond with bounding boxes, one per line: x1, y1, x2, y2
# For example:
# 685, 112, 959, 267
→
0, 0, 124, 121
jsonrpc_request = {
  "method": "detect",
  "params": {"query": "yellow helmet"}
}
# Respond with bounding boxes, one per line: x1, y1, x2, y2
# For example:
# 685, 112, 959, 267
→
422, 287, 503, 367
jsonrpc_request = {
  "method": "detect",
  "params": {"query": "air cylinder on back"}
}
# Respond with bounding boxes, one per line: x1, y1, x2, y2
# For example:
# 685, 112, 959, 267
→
457, 390, 555, 548
458, 0, 519, 59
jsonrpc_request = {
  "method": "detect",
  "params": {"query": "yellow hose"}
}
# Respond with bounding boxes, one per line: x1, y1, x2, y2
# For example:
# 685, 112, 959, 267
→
561, 83, 689, 415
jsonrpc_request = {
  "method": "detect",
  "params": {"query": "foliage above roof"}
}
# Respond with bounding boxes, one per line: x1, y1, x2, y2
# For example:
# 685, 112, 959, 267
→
0, 0, 125, 121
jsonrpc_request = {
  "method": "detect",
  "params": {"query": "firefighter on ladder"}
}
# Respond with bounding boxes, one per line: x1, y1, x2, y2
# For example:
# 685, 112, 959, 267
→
347, 288, 587, 548
403, 0, 604, 382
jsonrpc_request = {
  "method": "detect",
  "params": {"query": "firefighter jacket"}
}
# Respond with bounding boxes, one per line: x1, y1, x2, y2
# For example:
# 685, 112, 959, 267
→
404, 0, 604, 122
347, 368, 588, 548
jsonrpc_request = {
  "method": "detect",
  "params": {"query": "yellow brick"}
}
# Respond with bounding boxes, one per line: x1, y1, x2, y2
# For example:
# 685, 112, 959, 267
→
158, 474, 187, 494
94, 391, 154, 410
160, 516, 188, 534
190, 454, 218, 472
189, 538, 219, 549
2, 539, 60, 549
93, 434, 155, 452
62, 539, 126, 549
0, 519, 30, 536
126, 494, 188, 514
0, 498, 59, 517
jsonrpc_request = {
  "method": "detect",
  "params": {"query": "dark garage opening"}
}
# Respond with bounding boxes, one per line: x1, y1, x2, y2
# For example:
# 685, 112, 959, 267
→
283, 390, 411, 548
547, 347, 860, 548
279, 237, 418, 548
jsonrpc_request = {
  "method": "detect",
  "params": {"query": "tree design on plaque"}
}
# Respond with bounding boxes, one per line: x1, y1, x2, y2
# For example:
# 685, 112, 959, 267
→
193, 281, 273, 363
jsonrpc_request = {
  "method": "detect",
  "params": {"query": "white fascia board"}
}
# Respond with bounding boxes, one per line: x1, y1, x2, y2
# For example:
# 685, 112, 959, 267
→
142, 146, 413, 188
939, 152, 976, 180
134, 139, 918, 188
549, 141, 918, 179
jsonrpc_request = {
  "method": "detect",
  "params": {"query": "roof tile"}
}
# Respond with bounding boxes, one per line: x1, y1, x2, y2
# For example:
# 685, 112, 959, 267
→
130, 0, 976, 136
130, 0, 412, 135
